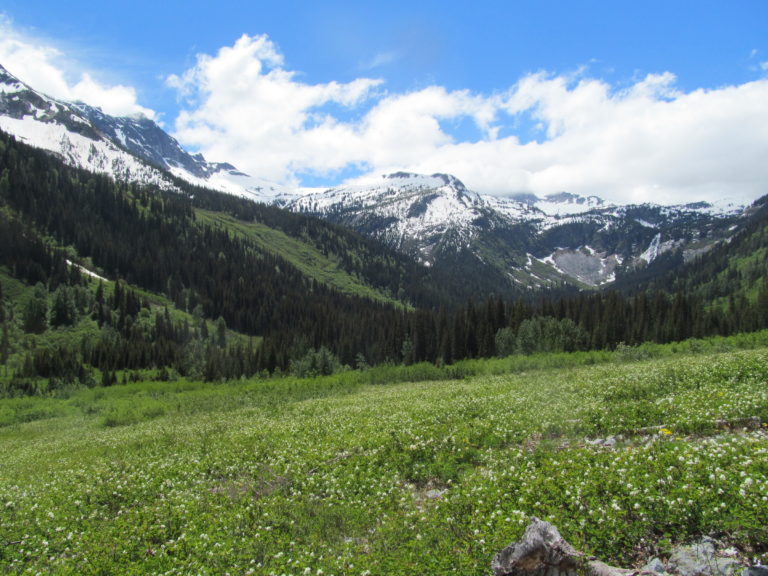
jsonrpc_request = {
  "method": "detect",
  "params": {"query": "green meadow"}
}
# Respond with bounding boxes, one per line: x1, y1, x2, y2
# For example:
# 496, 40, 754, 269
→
2, 342, 767, 575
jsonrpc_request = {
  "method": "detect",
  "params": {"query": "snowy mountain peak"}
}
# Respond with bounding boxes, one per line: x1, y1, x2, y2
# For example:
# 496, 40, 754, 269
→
288, 171, 538, 264
534, 191, 608, 217
0, 62, 294, 203
496, 189, 608, 217
382, 171, 469, 193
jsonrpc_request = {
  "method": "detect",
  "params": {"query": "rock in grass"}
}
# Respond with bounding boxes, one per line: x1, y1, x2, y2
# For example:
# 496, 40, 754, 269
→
492, 518, 654, 576
491, 518, 582, 576
491, 519, 754, 576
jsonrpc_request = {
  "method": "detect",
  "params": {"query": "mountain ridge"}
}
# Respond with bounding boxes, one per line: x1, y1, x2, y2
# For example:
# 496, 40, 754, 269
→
285, 171, 743, 288
0, 62, 749, 289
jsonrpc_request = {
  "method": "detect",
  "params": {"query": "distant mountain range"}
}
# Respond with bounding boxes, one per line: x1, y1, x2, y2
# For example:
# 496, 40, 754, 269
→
285, 172, 743, 288
0, 63, 750, 289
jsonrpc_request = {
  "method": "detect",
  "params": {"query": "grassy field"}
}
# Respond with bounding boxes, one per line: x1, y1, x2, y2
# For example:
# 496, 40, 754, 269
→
1, 345, 768, 575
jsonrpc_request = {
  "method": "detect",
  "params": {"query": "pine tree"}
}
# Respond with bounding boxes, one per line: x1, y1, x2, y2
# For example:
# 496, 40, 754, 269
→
0, 322, 10, 364
51, 285, 77, 327
23, 283, 49, 334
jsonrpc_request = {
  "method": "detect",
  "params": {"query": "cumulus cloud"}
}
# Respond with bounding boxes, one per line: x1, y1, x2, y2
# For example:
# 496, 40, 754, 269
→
169, 34, 385, 184
0, 15, 155, 119
169, 34, 503, 185
170, 35, 768, 206
490, 72, 768, 204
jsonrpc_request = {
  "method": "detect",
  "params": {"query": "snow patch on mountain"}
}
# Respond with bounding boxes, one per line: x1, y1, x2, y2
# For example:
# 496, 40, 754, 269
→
638, 233, 695, 265
167, 165, 296, 204
0, 77, 25, 94
0, 115, 177, 190
66, 260, 107, 282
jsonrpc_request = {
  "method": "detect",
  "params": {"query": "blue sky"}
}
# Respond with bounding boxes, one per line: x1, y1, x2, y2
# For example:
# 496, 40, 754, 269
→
1, 1, 767, 204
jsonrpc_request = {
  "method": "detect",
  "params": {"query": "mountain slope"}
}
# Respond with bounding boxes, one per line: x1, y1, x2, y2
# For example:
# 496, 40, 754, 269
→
3, 129, 527, 375
615, 193, 768, 318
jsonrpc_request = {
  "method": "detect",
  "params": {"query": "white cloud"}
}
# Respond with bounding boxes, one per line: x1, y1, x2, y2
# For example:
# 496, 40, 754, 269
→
392, 73, 768, 206
170, 37, 768, 206
3, 20, 765, 207
169, 34, 384, 183
169, 35, 502, 184
0, 15, 155, 119
69, 73, 155, 119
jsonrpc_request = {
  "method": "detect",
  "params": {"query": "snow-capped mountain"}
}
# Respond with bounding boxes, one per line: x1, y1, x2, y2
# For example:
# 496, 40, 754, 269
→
0, 64, 292, 202
289, 172, 541, 265
0, 65, 181, 190
0, 62, 745, 289
286, 172, 741, 287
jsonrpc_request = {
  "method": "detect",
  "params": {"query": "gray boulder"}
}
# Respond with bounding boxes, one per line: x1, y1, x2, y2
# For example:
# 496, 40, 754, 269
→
492, 520, 752, 576
492, 518, 583, 576
667, 541, 741, 576
643, 558, 667, 573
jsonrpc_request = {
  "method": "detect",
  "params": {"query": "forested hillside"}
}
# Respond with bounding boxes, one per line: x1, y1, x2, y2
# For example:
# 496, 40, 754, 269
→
2, 128, 768, 395
0, 130, 420, 386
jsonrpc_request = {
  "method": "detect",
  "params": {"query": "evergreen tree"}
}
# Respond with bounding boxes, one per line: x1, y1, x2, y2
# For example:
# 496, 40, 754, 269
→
494, 327, 516, 357
0, 322, 10, 364
23, 283, 48, 334
50, 285, 77, 327
215, 316, 227, 348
